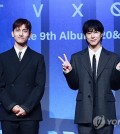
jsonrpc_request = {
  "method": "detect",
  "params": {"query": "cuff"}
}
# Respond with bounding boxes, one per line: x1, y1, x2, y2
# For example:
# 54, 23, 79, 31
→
8, 103, 17, 111
116, 66, 120, 71
20, 105, 30, 113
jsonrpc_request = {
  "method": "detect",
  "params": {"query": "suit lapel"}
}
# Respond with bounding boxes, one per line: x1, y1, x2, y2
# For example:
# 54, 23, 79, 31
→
9, 47, 21, 70
97, 48, 110, 79
10, 47, 19, 61
12, 47, 31, 82
81, 48, 111, 79
81, 48, 93, 78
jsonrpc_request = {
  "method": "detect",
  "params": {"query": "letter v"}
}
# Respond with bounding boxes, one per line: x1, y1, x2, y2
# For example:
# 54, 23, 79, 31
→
33, 4, 43, 17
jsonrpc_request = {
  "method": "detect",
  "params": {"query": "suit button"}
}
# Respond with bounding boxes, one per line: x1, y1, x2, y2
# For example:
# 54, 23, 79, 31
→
11, 84, 14, 87
88, 81, 91, 84
88, 95, 91, 98
26, 83, 29, 86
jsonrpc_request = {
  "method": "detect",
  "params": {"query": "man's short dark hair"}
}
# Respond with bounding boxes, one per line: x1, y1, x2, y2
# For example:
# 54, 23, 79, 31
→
82, 19, 104, 35
12, 18, 32, 32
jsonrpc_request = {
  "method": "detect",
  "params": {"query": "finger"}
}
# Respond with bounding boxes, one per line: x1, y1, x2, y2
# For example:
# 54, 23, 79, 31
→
16, 113, 21, 116
63, 65, 70, 70
15, 110, 20, 114
63, 54, 68, 61
16, 112, 24, 116
58, 56, 65, 63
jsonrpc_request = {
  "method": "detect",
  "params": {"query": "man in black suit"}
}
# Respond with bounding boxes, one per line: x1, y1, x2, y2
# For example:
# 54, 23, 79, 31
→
58, 19, 120, 134
0, 18, 46, 134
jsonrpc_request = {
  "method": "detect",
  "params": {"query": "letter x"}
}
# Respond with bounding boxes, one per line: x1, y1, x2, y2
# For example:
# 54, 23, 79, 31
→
72, 4, 83, 17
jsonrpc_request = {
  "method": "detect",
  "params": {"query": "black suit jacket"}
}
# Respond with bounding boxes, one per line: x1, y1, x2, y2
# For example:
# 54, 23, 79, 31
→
0, 47, 46, 121
64, 48, 120, 124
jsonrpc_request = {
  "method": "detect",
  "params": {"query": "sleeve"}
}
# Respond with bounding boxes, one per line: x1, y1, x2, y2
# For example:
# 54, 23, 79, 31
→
0, 56, 17, 111
64, 54, 79, 90
111, 56, 120, 90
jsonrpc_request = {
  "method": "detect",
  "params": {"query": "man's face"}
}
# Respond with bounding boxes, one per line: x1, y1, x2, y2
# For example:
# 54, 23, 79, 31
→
12, 24, 31, 46
85, 29, 102, 47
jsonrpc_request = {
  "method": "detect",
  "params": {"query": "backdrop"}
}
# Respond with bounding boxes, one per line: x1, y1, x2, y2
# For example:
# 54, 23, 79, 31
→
0, 0, 120, 134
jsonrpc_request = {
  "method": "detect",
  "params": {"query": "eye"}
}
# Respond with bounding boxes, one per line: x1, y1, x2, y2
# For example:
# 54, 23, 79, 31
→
15, 29, 20, 32
87, 32, 92, 34
23, 29, 29, 33
94, 31, 99, 33
23, 30, 28, 32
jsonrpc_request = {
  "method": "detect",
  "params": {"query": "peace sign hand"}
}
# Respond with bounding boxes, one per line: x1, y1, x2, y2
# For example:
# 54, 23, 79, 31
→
58, 54, 72, 73
116, 62, 120, 71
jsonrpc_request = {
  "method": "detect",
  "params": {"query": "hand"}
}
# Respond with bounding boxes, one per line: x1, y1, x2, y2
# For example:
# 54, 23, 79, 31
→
15, 106, 27, 117
12, 105, 20, 114
58, 54, 72, 73
116, 62, 120, 71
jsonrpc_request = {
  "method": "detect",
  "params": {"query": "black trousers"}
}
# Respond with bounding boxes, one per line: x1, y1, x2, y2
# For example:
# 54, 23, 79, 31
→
78, 123, 114, 134
1, 120, 39, 134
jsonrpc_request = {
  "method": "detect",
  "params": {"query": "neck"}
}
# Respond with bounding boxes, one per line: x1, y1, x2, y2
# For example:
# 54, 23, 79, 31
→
89, 44, 101, 52
14, 43, 27, 51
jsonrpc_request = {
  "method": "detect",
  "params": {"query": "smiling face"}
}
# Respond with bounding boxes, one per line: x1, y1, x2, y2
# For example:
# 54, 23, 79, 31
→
82, 19, 104, 51
12, 24, 31, 47
85, 29, 103, 49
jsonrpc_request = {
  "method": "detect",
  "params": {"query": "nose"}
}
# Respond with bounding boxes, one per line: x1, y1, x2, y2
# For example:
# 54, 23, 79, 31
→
19, 31, 23, 36
91, 32, 95, 38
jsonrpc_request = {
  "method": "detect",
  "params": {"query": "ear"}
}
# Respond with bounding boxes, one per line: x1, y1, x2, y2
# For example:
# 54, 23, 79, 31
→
29, 32, 32, 38
11, 31, 14, 37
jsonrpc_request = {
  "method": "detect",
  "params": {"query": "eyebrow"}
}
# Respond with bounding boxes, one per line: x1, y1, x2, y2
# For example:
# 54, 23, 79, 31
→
15, 27, 28, 30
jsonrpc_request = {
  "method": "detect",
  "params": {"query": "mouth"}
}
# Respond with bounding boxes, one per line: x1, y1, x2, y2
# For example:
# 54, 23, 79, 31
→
18, 37, 25, 40
90, 40, 97, 42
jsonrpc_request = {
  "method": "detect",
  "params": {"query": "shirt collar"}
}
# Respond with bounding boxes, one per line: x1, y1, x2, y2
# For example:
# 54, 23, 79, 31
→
14, 45, 28, 55
88, 46, 102, 57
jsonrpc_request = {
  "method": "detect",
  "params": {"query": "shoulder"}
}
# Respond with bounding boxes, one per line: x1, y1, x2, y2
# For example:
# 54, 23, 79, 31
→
29, 47, 44, 59
71, 48, 88, 58
0, 48, 13, 58
102, 48, 119, 58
